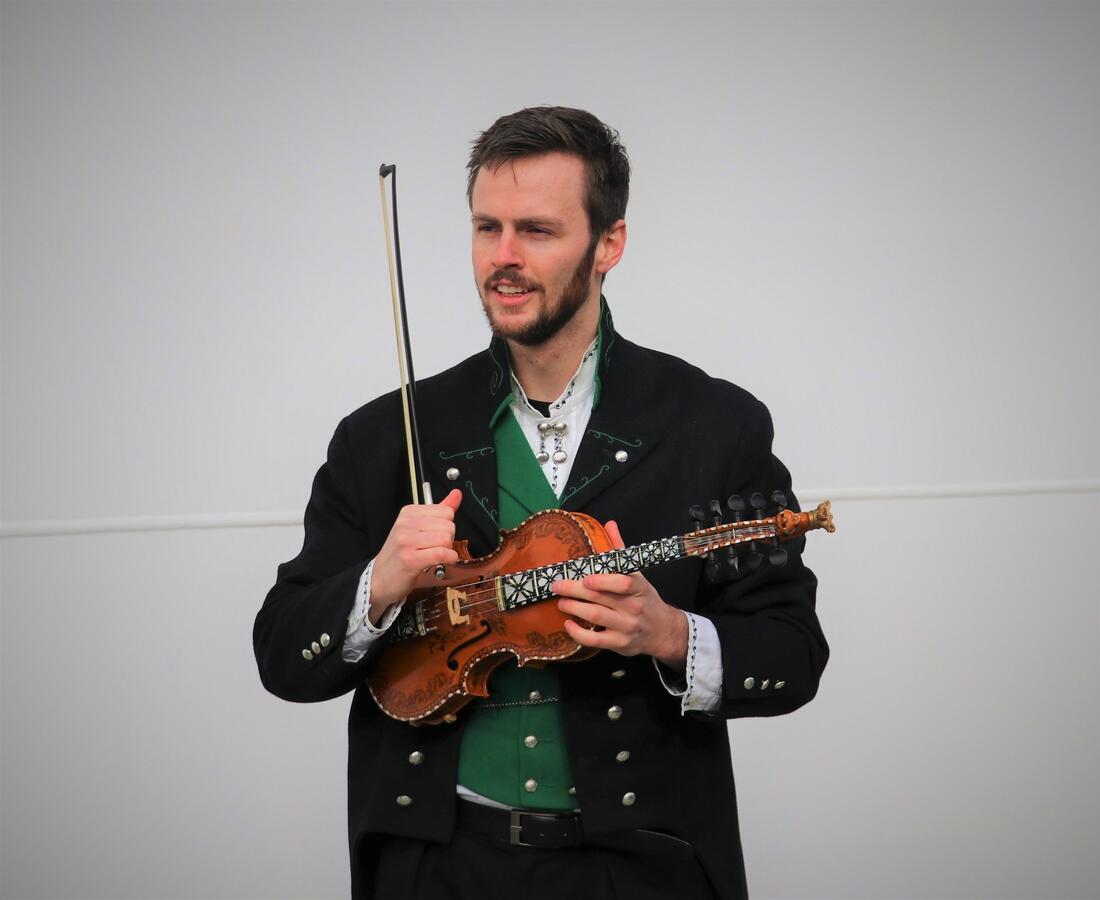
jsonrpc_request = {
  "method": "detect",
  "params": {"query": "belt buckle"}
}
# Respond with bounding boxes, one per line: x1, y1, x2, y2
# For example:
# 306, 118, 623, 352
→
509, 809, 535, 848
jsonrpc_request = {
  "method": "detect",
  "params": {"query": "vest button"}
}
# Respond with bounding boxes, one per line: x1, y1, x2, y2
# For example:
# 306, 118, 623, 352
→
607, 705, 623, 721
622, 792, 636, 807
528, 690, 542, 702
443, 714, 458, 723
743, 677, 755, 690
524, 779, 538, 793
568, 786, 577, 796
408, 751, 424, 765
615, 750, 630, 763
396, 795, 412, 807
523, 735, 538, 749
446, 467, 460, 481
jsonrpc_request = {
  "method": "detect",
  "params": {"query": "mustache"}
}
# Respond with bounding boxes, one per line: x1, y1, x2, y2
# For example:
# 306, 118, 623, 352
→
484, 270, 541, 293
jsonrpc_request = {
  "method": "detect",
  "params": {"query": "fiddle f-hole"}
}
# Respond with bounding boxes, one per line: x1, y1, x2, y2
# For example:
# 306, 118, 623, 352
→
447, 620, 492, 670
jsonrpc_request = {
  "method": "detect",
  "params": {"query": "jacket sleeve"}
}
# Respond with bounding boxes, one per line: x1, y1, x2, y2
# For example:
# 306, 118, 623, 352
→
253, 415, 389, 703
696, 398, 830, 720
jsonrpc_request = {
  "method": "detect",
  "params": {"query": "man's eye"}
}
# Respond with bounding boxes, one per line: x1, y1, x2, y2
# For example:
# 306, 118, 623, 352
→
476, 224, 498, 233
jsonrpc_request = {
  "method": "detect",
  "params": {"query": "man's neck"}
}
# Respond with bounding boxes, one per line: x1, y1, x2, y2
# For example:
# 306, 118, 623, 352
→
507, 294, 601, 402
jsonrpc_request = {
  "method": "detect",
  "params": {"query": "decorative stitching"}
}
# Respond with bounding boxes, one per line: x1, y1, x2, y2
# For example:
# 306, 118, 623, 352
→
587, 430, 642, 448
488, 342, 507, 395
439, 447, 494, 461
560, 464, 610, 503
464, 480, 498, 526
683, 614, 699, 711
478, 696, 560, 709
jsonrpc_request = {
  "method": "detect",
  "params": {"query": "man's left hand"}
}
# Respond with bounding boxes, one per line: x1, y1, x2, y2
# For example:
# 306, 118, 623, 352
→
555, 520, 689, 671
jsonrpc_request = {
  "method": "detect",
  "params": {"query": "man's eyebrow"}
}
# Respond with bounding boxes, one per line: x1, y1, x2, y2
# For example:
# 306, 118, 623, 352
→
471, 214, 565, 229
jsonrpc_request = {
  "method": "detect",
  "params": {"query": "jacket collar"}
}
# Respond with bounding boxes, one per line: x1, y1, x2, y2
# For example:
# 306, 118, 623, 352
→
421, 297, 662, 551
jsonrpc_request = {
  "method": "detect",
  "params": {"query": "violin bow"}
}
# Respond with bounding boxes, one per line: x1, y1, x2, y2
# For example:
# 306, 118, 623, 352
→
378, 164, 445, 577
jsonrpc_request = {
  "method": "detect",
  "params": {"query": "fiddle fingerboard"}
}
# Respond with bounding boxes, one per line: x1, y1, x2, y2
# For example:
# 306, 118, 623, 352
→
500, 537, 684, 610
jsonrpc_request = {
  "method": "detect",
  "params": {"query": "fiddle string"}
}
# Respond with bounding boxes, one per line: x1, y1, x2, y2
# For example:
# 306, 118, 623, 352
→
413, 525, 776, 628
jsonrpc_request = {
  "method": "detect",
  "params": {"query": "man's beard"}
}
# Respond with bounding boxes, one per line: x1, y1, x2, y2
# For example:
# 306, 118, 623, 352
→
480, 237, 597, 347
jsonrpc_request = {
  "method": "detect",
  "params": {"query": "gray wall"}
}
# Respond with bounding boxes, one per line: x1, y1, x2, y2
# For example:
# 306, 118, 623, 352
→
2, 1, 1097, 898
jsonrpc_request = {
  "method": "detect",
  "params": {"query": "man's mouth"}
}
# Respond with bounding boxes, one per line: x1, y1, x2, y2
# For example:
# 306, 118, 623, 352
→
491, 282, 537, 303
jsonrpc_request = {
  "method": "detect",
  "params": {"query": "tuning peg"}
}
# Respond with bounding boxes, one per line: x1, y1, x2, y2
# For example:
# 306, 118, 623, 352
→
770, 490, 788, 511
768, 546, 788, 566
706, 557, 721, 580
688, 504, 705, 525
749, 493, 767, 515
745, 545, 764, 571
726, 494, 745, 518
708, 499, 723, 520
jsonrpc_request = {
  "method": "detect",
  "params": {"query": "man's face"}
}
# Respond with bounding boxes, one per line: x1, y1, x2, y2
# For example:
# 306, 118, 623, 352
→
471, 153, 601, 347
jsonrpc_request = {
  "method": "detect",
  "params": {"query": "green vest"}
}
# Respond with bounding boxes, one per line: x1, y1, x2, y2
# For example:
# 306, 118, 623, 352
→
456, 410, 576, 810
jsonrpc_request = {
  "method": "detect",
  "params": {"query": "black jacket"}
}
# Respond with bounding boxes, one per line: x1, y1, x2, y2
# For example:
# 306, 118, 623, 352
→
254, 306, 829, 898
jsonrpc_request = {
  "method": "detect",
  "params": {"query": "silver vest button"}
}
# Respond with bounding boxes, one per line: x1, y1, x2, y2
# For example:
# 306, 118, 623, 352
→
408, 751, 424, 765
568, 786, 577, 796
528, 690, 542, 702
622, 791, 636, 807
614, 450, 628, 463
524, 735, 538, 749
524, 779, 538, 793
446, 467, 460, 481
615, 750, 630, 763
607, 705, 623, 721
396, 795, 412, 807
743, 677, 755, 690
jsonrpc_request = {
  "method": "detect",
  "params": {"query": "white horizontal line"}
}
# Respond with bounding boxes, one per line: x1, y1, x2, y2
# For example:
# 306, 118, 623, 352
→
2, 480, 1097, 539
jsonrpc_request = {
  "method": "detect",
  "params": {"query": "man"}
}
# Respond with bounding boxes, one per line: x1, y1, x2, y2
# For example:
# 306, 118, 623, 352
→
254, 106, 828, 900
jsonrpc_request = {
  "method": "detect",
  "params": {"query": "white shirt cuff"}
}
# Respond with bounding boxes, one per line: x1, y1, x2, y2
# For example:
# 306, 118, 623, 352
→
341, 558, 405, 663
653, 611, 723, 715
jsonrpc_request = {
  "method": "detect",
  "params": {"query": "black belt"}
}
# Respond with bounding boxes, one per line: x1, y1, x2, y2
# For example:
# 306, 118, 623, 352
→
456, 799, 693, 859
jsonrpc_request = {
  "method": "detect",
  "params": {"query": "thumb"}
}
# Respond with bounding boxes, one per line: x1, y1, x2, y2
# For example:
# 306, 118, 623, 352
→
439, 488, 463, 511
604, 519, 626, 550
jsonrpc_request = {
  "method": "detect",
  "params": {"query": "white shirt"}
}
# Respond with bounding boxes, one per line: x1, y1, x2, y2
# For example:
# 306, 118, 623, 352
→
342, 338, 723, 715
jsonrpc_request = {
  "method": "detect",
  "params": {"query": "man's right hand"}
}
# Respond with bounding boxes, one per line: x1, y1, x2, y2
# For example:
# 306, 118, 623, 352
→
367, 488, 463, 623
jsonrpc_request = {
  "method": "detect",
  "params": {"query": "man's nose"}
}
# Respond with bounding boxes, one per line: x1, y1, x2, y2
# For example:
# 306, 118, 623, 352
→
491, 228, 523, 269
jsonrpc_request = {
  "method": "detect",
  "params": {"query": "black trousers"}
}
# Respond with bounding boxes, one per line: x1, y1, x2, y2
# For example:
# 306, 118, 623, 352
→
370, 828, 717, 900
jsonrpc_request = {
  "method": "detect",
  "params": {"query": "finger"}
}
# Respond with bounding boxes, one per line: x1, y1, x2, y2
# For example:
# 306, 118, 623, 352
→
580, 572, 636, 595
604, 520, 626, 550
413, 529, 456, 550
563, 618, 626, 652
412, 546, 460, 568
557, 598, 631, 632
439, 488, 463, 512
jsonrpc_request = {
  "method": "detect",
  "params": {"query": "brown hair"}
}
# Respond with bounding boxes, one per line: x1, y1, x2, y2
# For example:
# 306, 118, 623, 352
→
467, 106, 630, 239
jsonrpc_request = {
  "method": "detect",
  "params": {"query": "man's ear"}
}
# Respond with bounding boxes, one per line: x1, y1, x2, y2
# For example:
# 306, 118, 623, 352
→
595, 219, 627, 275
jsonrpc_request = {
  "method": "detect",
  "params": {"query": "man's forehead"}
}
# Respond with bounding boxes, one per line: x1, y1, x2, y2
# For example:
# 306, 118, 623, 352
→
471, 153, 586, 214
